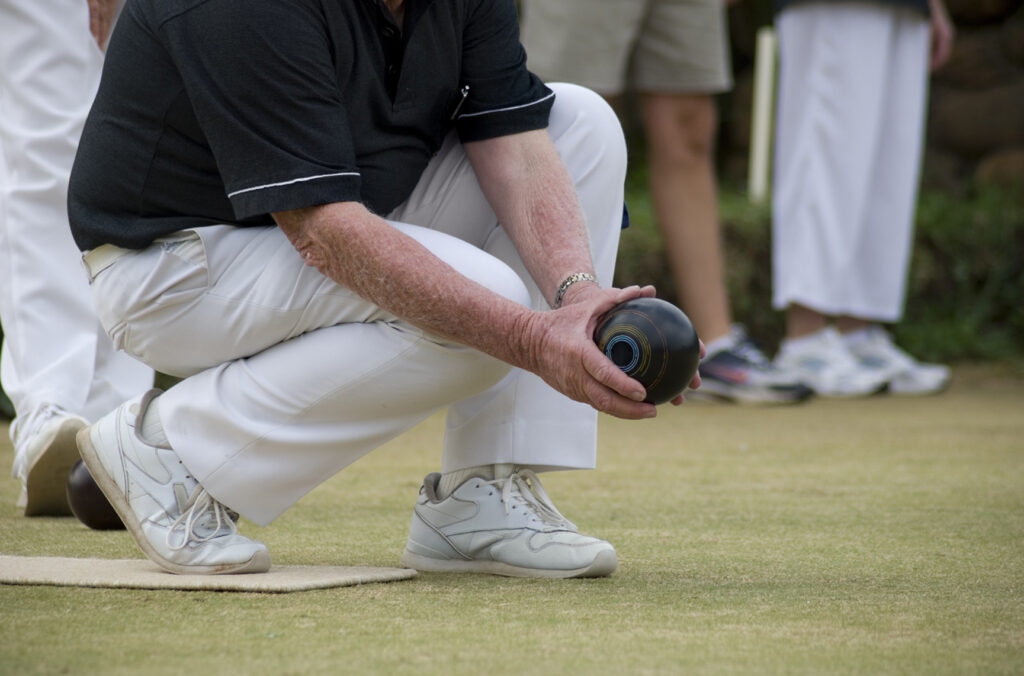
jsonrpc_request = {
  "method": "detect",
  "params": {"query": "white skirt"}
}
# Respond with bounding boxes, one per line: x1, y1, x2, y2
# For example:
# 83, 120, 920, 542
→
771, 1, 931, 321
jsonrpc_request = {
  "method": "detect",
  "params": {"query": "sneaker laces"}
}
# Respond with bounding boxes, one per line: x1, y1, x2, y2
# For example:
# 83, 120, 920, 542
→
10, 403, 66, 447
166, 488, 239, 551
10, 403, 74, 479
496, 469, 576, 530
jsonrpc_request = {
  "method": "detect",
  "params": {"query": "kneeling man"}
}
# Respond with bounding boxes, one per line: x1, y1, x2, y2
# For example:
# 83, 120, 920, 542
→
69, 0, 700, 578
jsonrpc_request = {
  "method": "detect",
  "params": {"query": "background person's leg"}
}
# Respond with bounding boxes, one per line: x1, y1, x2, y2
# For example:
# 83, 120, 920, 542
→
770, 3, 900, 397
641, 93, 731, 342
843, 8, 930, 324
772, 3, 894, 320
0, 0, 151, 427
0, 0, 152, 511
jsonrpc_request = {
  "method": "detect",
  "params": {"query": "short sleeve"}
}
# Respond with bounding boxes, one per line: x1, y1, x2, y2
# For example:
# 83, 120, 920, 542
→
159, 0, 362, 218
454, 0, 554, 142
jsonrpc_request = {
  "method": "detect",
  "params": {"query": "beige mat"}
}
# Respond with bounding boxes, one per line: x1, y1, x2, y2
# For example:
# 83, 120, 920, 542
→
0, 555, 416, 592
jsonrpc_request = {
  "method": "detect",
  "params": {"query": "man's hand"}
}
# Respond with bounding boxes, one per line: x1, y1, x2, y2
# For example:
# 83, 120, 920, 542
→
87, 0, 120, 49
465, 128, 706, 417
515, 282, 705, 418
514, 284, 657, 419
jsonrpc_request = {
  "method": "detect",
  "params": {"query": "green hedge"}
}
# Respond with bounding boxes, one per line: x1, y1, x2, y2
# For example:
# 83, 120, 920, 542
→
615, 173, 1024, 364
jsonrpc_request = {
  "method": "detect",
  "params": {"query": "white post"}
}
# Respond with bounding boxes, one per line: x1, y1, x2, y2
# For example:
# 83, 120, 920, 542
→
748, 25, 777, 205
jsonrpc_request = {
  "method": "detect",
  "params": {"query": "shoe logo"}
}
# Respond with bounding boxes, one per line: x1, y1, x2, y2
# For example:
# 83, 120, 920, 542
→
118, 415, 172, 483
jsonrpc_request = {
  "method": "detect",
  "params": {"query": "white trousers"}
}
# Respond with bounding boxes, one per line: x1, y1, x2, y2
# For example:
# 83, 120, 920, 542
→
89, 83, 627, 525
0, 0, 152, 444
771, 2, 930, 321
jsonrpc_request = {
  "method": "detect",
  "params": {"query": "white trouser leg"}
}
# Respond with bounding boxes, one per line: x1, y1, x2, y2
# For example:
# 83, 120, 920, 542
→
852, 11, 929, 320
88, 83, 625, 525
392, 83, 627, 472
91, 225, 529, 525
0, 1, 152, 447
771, 2, 929, 320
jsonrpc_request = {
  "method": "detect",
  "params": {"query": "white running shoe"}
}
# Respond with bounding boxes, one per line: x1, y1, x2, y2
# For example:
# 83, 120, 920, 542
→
11, 404, 87, 516
773, 327, 890, 398
76, 390, 271, 575
400, 469, 617, 578
844, 326, 951, 395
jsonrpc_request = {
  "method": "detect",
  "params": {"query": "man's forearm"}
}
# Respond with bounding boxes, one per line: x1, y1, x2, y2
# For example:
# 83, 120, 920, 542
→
274, 202, 542, 369
465, 129, 600, 308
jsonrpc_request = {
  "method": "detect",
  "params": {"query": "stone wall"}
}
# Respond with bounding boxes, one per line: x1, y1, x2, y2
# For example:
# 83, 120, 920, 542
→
722, 0, 1024, 192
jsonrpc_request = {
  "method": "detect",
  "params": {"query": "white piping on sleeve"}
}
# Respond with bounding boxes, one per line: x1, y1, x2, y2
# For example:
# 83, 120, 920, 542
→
455, 91, 555, 119
227, 171, 360, 198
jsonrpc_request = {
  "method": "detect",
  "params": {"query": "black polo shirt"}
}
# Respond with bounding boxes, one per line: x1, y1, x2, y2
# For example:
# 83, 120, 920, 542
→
69, 0, 554, 251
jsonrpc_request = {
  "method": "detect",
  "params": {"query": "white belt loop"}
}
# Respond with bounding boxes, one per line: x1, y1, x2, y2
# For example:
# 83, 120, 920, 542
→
82, 243, 133, 282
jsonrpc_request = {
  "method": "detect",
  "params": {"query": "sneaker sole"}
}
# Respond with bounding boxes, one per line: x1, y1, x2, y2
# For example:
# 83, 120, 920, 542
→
690, 382, 814, 406
889, 383, 949, 396
22, 418, 87, 517
889, 372, 951, 396
813, 381, 890, 398
76, 426, 271, 575
399, 549, 617, 579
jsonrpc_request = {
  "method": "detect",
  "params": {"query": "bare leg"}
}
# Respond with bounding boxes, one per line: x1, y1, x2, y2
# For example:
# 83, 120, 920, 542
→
835, 315, 873, 334
640, 92, 731, 343
785, 303, 829, 339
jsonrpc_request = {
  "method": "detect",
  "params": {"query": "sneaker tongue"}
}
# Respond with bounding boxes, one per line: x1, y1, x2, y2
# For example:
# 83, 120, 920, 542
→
502, 471, 576, 530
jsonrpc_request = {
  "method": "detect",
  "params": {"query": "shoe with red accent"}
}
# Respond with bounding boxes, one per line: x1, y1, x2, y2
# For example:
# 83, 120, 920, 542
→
696, 327, 813, 404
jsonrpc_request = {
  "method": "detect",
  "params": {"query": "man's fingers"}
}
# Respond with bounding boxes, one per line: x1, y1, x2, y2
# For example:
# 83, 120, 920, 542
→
585, 380, 656, 420
689, 339, 705, 390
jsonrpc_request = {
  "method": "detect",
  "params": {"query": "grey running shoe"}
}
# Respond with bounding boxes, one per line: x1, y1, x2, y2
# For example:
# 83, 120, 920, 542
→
697, 327, 813, 404
76, 390, 270, 575
11, 404, 87, 516
846, 326, 951, 395
400, 469, 617, 578
774, 327, 890, 398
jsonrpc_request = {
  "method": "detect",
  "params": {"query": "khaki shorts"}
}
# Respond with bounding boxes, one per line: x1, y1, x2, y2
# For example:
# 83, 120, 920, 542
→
520, 0, 732, 95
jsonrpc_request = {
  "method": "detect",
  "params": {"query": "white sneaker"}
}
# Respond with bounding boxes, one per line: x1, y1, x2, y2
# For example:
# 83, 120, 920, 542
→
774, 327, 889, 398
844, 327, 951, 395
76, 390, 271, 575
400, 469, 617, 578
11, 404, 88, 516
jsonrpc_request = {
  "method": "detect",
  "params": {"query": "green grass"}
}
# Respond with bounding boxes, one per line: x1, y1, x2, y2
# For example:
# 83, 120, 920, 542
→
1, 365, 1022, 674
